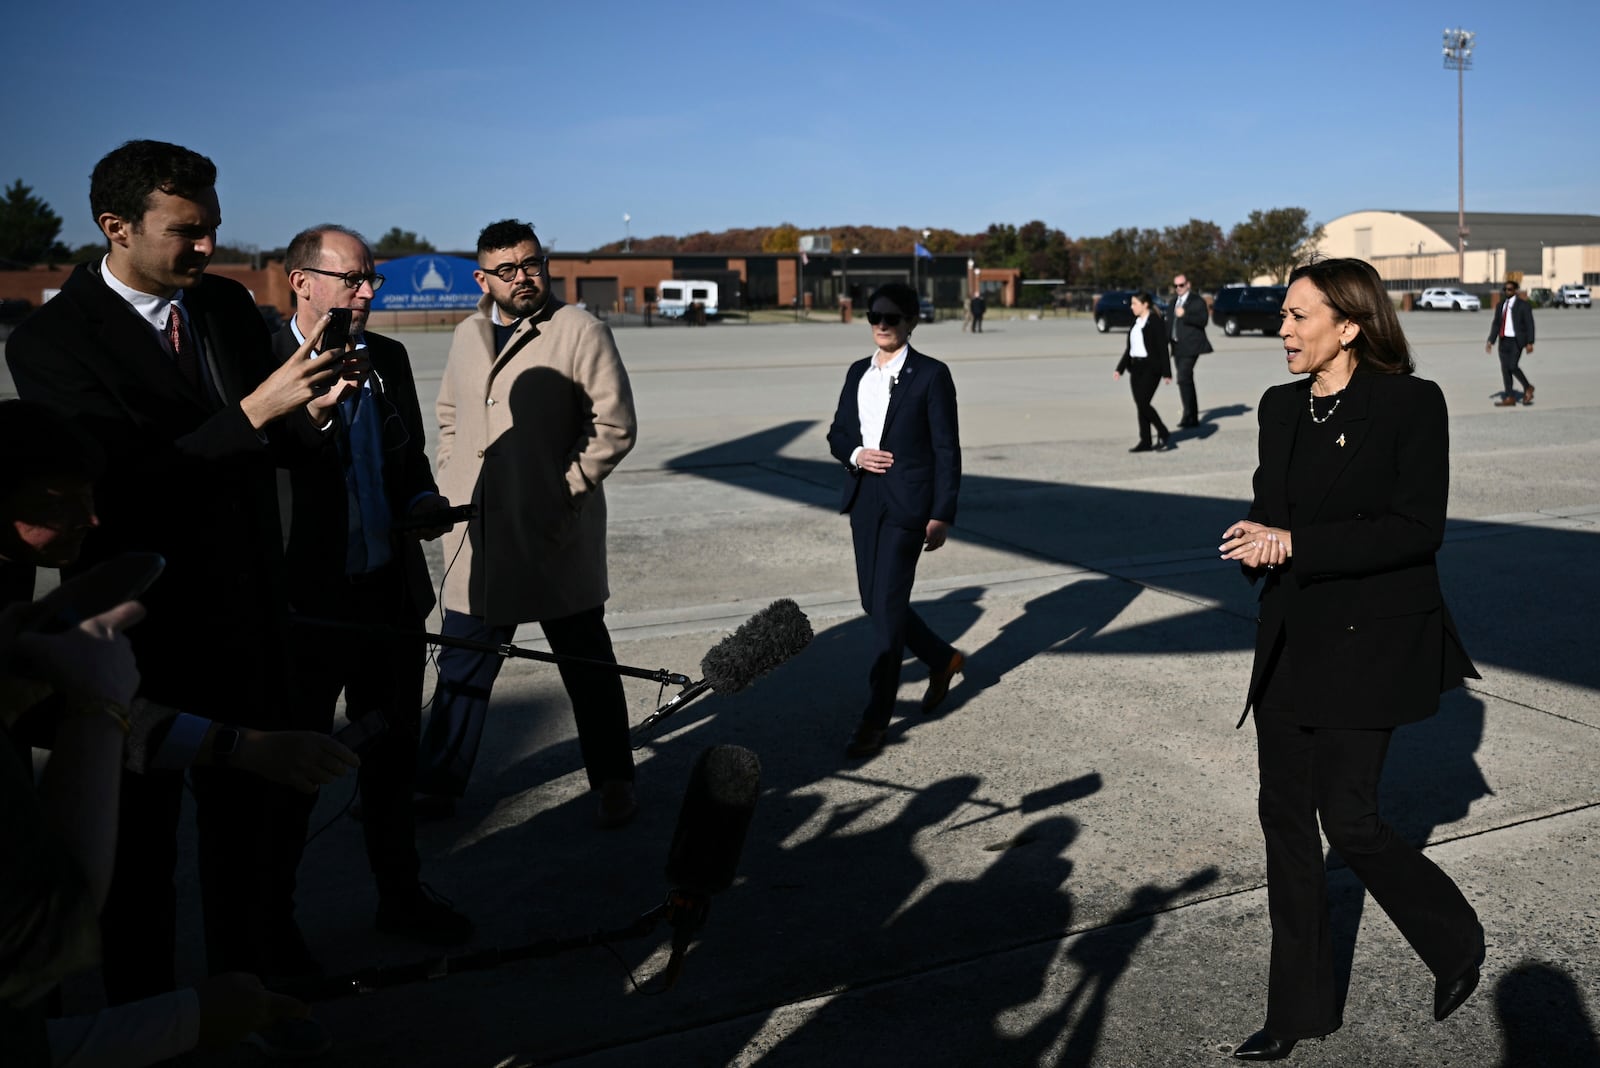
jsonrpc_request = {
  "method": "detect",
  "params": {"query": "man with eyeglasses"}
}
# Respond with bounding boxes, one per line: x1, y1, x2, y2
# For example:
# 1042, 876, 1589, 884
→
5, 140, 351, 1054
1486, 281, 1535, 406
417, 220, 640, 828
1169, 274, 1212, 428
274, 225, 473, 950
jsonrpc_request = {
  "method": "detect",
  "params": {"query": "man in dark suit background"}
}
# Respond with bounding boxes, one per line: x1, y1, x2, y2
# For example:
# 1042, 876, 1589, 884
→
827, 282, 964, 759
1486, 280, 1535, 406
1169, 273, 1212, 427
275, 226, 472, 948
4, 141, 348, 1033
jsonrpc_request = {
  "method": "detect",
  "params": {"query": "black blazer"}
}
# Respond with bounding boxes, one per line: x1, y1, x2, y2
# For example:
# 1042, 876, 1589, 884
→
1170, 295, 1213, 358
5, 263, 325, 723
826, 346, 960, 528
1487, 296, 1535, 346
1116, 314, 1171, 378
272, 327, 438, 619
1240, 371, 1477, 728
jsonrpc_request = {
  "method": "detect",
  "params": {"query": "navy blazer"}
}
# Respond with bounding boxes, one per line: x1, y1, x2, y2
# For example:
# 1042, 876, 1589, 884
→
5, 263, 323, 723
1487, 296, 1535, 346
1240, 370, 1477, 728
1116, 313, 1172, 378
1170, 294, 1214, 358
272, 327, 439, 620
826, 346, 960, 528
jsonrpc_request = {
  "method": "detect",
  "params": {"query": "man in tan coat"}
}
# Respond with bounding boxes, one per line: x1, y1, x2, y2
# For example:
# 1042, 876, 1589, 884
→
417, 220, 639, 827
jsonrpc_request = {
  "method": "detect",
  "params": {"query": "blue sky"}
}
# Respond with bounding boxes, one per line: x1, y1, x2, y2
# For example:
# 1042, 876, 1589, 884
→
7, 1, 1593, 254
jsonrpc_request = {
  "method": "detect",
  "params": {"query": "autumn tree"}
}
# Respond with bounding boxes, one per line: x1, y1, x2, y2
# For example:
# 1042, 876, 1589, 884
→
1156, 218, 1240, 289
374, 228, 435, 256
0, 180, 63, 266
1230, 208, 1324, 284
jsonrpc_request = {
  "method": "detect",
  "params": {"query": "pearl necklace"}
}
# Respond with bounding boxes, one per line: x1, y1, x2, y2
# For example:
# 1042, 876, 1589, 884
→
1308, 386, 1345, 424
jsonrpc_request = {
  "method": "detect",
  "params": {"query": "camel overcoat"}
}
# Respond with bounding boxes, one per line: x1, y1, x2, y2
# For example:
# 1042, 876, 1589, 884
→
435, 294, 636, 624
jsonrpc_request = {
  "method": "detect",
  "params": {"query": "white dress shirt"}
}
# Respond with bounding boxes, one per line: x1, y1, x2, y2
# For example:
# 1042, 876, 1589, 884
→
850, 344, 908, 467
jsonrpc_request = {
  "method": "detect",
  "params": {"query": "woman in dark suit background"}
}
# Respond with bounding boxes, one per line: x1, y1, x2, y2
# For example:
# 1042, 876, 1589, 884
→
1112, 291, 1172, 452
1219, 258, 1484, 1061
826, 282, 963, 759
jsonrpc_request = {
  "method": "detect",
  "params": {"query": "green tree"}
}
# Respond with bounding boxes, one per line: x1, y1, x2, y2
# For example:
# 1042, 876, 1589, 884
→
1230, 208, 1324, 284
0, 180, 64, 266
1156, 218, 1239, 289
374, 227, 435, 256
1081, 227, 1162, 289
761, 223, 800, 253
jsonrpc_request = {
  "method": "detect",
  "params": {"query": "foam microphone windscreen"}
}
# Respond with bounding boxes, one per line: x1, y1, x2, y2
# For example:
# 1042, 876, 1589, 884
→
665, 745, 762, 896
698, 599, 813, 694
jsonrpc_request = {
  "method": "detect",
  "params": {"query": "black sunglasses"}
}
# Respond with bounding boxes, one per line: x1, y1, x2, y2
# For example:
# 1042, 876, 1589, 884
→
866, 311, 905, 326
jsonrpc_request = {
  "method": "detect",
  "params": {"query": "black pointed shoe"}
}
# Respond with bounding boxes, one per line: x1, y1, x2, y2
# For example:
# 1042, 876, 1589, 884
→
1434, 945, 1485, 1021
1232, 1030, 1298, 1061
1129, 442, 1155, 453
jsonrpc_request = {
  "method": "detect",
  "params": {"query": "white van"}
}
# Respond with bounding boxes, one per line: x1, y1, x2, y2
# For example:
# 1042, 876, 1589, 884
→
657, 280, 718, 319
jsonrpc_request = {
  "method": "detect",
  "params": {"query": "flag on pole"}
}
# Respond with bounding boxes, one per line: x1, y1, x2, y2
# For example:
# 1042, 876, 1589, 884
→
914, 242, 934, 259
800, 251, 809, 265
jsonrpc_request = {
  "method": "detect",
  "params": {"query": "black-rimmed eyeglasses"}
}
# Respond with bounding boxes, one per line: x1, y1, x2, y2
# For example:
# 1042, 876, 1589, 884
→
866, 311, 906, 326
302, 267, 385, 292
483, 256, 549, 283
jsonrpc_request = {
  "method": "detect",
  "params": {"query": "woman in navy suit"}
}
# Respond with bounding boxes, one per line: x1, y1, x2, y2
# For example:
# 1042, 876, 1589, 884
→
1219, 258, 1484, 1061
826, 282, 963, 759
1112, 291, 1172, 452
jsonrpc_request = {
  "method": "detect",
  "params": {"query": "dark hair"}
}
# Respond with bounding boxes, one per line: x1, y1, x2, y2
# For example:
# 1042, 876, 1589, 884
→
0, 400, 105, 500
476, 219, 539, 256
1288, 257, 1414, 375
867, 282, 919, 321
89, 140, 217, 227
1132, 290, 1160, 316
284, 225, 369, 276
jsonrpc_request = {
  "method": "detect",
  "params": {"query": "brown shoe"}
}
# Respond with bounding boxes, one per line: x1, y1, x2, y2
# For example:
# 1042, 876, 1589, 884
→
1494, 395, 1518, 407
922, 651, 966, 713
845, 725, 887, 759
1522, 385, 1535, 406
596, 779, 638, 829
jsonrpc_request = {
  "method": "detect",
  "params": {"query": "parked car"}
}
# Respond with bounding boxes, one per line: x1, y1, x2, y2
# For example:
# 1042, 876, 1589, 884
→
918, 297, 936, 323
1550, 284, 1592, 309
1092, 290, 1136, 332
0, 298, 32, 342
1417, 287, 1481, 311
1210, 285, 1287, 336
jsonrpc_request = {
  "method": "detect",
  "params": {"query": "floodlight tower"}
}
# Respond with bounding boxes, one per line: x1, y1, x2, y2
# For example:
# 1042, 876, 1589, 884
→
1443, 28, 1475, 283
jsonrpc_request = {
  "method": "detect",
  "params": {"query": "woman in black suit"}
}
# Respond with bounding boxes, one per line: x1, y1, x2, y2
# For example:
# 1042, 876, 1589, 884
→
1112, 291, 1172, 452
1219, 258, 1484, 1061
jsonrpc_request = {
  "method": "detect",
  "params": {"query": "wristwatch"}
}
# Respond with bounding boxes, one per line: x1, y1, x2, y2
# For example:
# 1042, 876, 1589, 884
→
212, 725, 241, 768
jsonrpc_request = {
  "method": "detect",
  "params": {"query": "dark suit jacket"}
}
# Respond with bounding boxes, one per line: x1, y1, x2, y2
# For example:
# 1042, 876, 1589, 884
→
5, 263, 323, 724
1116, 314, 1172, 378
272, 327, 438, 620
1170, 294, 1213, 358
1240, 371, 1477, 728
826, 346, 960, 529
1487, 295, 1535, 347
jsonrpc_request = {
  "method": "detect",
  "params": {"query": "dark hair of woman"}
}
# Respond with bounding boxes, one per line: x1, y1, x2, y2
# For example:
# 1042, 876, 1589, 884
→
867, 282, 919, 321
1288, 258, 1414, 375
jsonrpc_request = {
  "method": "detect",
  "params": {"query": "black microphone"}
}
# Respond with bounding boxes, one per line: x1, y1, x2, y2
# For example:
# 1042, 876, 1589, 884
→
665, 744, 761, 896
659, 745, 760, 986
634, 600, 813, 735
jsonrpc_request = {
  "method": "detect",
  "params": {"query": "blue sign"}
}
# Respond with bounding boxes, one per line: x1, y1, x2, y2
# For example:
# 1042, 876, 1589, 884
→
373, 254, 482, 311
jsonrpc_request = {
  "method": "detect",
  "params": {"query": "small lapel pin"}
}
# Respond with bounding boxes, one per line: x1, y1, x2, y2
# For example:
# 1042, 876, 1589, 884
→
1336, 433, 1346, 447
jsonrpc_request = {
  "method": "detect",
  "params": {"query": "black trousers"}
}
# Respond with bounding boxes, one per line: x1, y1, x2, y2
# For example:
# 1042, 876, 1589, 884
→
849, 476, 954, 728
289, 563, 424, 901
1173, 355, 1199, 423
1127, 370, 1168, 445
417, 605, 635, 797
1254, 714, 1482, 1038
1496, 337, 1532, 395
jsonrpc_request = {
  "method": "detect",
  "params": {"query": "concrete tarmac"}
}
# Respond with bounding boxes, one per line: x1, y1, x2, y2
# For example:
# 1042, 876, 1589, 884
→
9, 304, 1600, 1066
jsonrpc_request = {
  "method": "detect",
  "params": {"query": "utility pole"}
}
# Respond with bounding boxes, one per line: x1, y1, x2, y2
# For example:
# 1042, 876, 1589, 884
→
1443, 28, 1476, 284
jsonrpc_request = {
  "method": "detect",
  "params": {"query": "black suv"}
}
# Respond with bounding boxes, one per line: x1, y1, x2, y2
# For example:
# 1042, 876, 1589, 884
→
1211, 285, 1286, 336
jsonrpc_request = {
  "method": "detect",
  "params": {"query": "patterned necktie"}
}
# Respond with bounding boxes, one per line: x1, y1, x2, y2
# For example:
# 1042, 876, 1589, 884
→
166, 305, 201, 389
